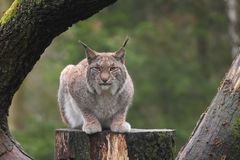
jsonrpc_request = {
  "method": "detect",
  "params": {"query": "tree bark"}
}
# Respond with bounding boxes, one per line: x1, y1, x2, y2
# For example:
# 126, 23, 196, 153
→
0, 0, 117, 159
55, 129, 175, 160
176, 54, 240, 159
227, 0, 240, 58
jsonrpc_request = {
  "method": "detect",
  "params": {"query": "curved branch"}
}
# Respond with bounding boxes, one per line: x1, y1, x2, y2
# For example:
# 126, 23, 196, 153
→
0, 0, 117, 159
0, 0, 117, 119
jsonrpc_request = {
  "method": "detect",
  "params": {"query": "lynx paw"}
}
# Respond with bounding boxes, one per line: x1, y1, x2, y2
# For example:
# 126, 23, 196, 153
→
82, 122, 102, 134
110, 122, 131, 133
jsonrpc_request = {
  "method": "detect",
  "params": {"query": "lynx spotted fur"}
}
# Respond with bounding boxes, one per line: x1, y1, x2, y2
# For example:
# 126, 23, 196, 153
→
58, 38, 134, 134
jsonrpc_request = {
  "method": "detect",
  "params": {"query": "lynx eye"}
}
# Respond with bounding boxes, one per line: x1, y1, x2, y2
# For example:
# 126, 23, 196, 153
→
110, 67, 119, 71
91, 67, 101, 72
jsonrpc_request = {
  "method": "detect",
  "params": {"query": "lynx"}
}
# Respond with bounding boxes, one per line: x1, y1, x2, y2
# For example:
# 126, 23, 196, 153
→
58, 38, 134, 134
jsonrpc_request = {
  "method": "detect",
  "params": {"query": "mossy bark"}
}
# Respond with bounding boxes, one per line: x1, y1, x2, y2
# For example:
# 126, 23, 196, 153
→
55, 129, 176, 160
0, 0, 117, 159
0, 0, 20, 26
176, 55, 240, 159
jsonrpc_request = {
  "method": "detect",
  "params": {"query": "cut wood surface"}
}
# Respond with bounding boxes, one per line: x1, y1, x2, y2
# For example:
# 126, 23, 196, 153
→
55, 128, 175, 160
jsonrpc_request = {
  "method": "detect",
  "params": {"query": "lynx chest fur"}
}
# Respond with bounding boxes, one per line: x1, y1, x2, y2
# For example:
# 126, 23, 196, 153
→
58, 38, 134, 134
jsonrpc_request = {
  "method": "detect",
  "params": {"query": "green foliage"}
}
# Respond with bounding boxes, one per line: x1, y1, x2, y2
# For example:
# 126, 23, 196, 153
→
6, 0, 233, 159
13, 116, 61, 160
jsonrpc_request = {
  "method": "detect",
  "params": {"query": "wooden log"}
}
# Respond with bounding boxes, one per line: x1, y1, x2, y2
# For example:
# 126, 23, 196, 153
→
176, 53, 240, 159
55, 129, 175, 160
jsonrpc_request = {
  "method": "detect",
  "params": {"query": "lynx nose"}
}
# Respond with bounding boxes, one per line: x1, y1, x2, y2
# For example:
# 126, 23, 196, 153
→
100, 72, 110, 83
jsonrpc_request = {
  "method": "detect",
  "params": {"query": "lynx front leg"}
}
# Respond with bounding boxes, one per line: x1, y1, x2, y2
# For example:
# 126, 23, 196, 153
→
82, 109, 102, 134
110, 110, 131, 133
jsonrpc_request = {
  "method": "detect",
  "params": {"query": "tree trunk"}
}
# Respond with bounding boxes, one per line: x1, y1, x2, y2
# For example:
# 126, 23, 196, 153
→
55, 129, 175, 160
227, 0, 240, 58
0, 0, 117, 159
176, 54, 240, 159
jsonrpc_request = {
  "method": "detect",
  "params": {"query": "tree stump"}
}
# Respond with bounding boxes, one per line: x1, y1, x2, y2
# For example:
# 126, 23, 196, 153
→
55, 129, 175, 160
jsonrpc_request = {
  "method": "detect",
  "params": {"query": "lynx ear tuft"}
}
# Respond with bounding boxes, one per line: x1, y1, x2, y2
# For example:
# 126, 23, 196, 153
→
79, 40, 97, 63
114, 37, 129, 63
79, 40, 88, 49
122, 36, 129, 48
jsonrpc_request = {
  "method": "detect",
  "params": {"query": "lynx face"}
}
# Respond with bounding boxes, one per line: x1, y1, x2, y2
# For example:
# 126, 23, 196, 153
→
87, 53, 127, 95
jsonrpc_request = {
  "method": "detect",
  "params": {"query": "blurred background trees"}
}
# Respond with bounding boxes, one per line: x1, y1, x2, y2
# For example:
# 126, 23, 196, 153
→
1, 0, 238, 159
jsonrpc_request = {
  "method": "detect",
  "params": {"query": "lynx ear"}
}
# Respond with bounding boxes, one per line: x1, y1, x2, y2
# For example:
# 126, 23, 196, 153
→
114, 37, 129, 63
79, 40, 97, 63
